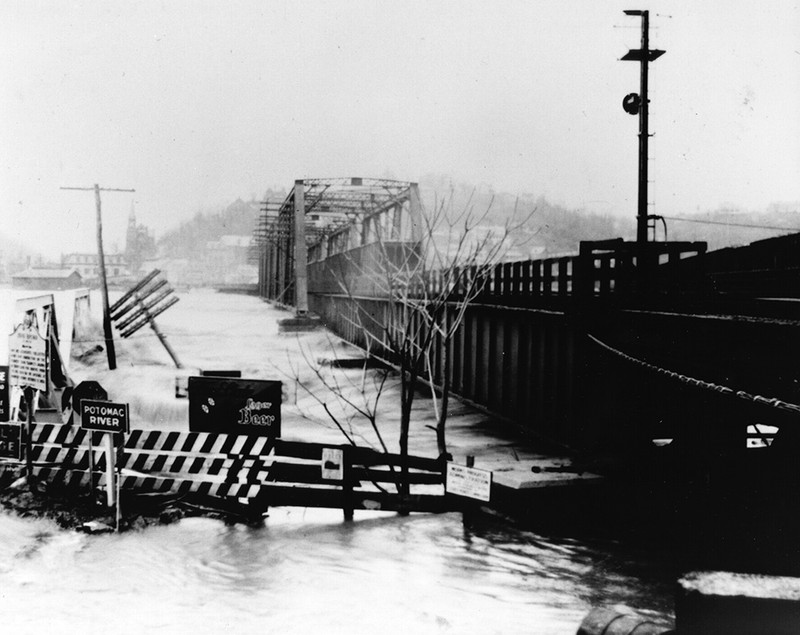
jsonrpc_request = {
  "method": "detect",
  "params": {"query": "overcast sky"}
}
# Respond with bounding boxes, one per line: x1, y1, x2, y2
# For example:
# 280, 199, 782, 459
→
1, 0, 798, 255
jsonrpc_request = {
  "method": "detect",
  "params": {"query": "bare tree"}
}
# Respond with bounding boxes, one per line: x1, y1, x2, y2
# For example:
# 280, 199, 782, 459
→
280, 332, 394, 454
322, 192, 531, 500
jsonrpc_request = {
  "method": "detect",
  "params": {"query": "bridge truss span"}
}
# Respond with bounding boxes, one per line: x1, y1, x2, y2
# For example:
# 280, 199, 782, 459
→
252, 177, 422, 309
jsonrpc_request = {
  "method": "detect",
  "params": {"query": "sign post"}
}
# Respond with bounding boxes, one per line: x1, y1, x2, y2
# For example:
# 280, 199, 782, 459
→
80, 399, 129, 513
71, 382, 109, 485
9, 323, 49, 487
22, 388, 35, 483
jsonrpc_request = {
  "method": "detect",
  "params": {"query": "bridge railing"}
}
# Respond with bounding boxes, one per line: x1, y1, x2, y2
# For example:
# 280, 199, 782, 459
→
306, 238, 713, 450
394, 239, 708, 306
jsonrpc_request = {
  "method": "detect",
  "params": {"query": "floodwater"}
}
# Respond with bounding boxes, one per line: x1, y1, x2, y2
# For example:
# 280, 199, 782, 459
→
0, 507, 675, 634
0, 287, 676, 633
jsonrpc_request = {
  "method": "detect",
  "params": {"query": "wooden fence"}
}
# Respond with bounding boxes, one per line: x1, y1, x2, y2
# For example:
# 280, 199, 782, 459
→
0, 423, 450, 519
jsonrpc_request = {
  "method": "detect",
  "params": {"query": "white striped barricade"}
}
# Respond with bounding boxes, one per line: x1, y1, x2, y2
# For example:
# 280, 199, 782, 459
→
26, 423, 451, 518
28, 423, 278, 515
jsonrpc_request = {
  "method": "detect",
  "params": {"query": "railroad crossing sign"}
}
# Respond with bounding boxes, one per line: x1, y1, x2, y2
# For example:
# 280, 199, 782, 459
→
8, 324, 49, 392
110, 270, 181, 368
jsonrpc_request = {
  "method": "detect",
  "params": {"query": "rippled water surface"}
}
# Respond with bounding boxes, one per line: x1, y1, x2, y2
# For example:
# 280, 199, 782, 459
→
0, 288, 675, 633
0, 508, 674, 635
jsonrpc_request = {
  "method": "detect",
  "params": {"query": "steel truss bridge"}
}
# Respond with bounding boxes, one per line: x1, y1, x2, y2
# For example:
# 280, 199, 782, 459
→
251, 177, 800, 485
251, 177, 421, 308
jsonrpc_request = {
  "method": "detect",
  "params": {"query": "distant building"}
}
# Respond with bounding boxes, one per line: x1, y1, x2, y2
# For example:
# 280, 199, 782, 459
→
204, 235, 257, 285
12, 268, 83, 291
61, 253, 130, 282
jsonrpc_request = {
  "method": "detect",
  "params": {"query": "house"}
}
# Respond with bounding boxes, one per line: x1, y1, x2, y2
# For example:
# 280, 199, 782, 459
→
61, 253, 130, 282
12, 268, 83, 291
203, 235, 257, 285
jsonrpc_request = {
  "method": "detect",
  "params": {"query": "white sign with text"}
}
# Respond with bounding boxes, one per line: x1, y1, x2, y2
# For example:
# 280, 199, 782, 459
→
446, 463, 492, 502
8, 324, 48, 392
321, 448, 344, 481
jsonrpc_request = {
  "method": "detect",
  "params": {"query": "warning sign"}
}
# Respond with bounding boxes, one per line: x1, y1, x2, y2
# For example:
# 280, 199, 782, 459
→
80, 399, 129, 433
0, 365, 9, 422
8, 324, 48, 392
0, 423, 21, 460
321, 448, 344, 481
446, 463, 492, 502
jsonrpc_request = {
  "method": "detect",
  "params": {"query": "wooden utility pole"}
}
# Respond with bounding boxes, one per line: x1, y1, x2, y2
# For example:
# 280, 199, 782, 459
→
61, 184, 135, 370
293, 180, 309, 316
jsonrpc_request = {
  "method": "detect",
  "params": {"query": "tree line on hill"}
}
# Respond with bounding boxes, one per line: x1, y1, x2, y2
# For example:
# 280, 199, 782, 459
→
150, 177, 800, 268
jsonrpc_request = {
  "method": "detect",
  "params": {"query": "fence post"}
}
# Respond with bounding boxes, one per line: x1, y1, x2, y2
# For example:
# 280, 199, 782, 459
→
543, 259, 554, 297
558, 258, 570, 297
24, 387, 34, 488
342, 445, 354, 521
98, 432, 116, 508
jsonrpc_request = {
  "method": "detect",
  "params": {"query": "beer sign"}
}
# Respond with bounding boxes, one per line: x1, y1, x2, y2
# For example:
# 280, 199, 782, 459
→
188, 376, 281, 437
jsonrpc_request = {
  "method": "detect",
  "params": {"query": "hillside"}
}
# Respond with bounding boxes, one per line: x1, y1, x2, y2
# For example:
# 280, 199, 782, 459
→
419, 174, 633, 258
157, 197, 264, 260
419, 176, 800, 258
657, 207, 800, 252
156, 178, 799, 275
153, 191, 288, 287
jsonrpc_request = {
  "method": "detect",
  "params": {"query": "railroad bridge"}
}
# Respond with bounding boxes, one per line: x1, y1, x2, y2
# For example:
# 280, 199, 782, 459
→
251, 177, 800, 478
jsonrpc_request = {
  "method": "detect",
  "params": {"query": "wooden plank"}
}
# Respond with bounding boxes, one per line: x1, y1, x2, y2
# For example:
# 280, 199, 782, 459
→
256, 486, 451, 513
30, 424, 275, 458
273, 439, 442, 472
34, 442, 436, 488
110, 269, 161, 315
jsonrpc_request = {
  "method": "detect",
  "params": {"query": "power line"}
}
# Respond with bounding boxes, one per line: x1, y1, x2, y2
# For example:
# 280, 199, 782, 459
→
661, 215, 800, 233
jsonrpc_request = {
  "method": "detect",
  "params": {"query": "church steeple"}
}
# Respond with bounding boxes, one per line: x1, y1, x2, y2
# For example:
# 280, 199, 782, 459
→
126, 200, 137, 256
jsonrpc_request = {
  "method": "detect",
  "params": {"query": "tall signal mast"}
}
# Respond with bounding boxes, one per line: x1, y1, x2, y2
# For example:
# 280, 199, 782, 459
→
621, 10, 665, 246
